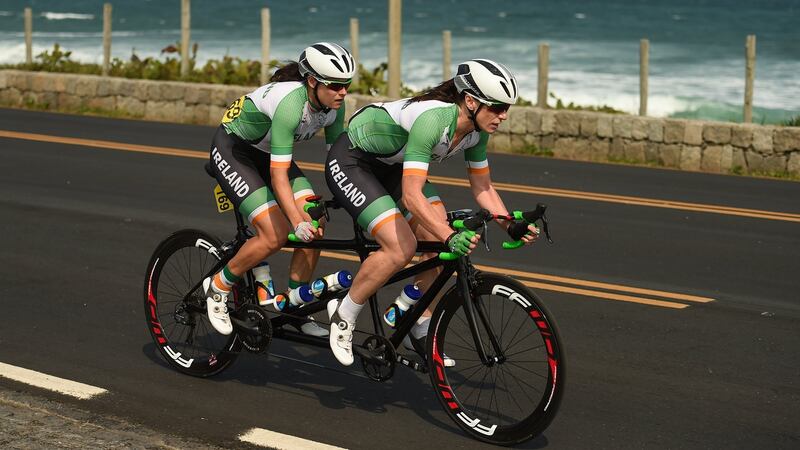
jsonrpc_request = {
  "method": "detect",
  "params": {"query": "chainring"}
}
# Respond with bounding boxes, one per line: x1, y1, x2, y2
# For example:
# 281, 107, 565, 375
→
237, 304, 272, 354
360, 335, 396, 382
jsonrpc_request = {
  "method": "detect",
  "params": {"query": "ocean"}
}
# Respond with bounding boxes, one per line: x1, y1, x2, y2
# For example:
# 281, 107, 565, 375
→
1, 0, 798, 123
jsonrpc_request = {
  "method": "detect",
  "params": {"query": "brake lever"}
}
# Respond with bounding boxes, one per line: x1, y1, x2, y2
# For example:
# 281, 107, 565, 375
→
482, 218, 490, 251
541, 213, 554, 244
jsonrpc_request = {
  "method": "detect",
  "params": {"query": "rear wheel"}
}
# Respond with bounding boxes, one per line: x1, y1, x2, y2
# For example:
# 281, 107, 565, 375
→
427, 272, 565, 445
144, 229, 241, 377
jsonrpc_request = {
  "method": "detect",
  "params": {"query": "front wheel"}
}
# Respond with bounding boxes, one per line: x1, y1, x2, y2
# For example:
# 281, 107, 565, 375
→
144, 229, 242, 377
427, 272, 566, 445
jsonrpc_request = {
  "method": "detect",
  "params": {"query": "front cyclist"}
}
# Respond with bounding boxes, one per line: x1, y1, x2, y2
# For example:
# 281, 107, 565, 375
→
205, 42, 355, 336
324, 59, 539, 365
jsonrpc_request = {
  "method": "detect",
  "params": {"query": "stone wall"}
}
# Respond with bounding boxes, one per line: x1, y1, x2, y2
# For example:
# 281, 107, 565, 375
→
1, 70, 798, 176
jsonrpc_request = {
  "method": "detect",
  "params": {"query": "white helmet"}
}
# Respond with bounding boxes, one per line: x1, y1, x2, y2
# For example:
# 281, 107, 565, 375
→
298, 42, 356, 82
454, 59, 518, 105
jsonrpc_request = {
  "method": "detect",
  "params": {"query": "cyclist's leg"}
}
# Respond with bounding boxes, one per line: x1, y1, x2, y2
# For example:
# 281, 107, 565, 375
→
405, 182, 446, 314
349, 216, 416, 303
402, 185, 456, 366
208, 127, 290, 333
325, 134, 417, 364
326, 134, 416, 303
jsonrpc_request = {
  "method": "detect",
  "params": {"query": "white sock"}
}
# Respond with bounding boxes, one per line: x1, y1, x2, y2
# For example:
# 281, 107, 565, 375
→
410, 316, 431, 339
337, 294, 364, 324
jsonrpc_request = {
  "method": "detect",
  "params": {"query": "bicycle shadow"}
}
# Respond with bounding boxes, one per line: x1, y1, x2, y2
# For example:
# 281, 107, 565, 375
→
141, 341, 550, 448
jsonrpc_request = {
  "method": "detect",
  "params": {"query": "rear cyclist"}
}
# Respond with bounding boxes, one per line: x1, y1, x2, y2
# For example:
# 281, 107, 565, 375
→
206, 42, 356, 336
324, 59, 540, 366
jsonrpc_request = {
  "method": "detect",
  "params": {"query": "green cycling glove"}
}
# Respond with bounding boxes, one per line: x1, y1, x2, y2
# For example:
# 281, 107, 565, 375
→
446, 230, 477, 256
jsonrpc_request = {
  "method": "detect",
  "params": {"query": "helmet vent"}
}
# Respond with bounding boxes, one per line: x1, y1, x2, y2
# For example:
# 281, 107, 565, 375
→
329, 59, 344, 73
500, 81, 511, 98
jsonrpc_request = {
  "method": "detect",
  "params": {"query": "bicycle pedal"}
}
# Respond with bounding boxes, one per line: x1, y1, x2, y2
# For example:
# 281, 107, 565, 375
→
396, 355, 428, 373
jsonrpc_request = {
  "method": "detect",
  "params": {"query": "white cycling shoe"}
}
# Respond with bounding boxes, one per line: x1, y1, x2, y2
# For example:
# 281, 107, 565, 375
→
403, 334, 456, 368
327, 300, 355, 366
285, 317, 329, 337
203, 277, 233, 335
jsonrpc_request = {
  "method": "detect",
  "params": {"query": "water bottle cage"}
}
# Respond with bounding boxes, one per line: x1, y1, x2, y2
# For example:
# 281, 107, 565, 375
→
383, 303, 404, 328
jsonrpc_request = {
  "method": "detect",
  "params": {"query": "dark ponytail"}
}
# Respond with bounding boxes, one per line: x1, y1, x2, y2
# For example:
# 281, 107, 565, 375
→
270, 62, 305, 82
407, 79, 462, 104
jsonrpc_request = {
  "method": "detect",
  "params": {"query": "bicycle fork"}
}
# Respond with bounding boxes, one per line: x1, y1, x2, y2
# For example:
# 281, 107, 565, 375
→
457, 258, 505, 366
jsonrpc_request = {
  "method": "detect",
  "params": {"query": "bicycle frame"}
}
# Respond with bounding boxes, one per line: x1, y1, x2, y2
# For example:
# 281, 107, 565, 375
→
189, 207, 505, 365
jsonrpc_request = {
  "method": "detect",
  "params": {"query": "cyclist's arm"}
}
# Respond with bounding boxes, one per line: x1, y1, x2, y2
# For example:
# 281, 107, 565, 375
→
402, 174, 453, 242
466, 133, 511, 231
323, 105, 346, 151
269, 97, 307, 228
468, 171, 512, 231
402, 108, 458, 242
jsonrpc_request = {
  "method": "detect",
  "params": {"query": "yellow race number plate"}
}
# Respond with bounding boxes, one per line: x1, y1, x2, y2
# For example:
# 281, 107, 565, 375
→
213, 184, 233, 213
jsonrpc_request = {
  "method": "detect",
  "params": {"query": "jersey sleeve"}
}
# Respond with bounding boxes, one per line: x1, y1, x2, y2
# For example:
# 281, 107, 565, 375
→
269, 87, 306, 168
404, 107, 455, 177
464, 131, 490, 175
324, 105, 346, 146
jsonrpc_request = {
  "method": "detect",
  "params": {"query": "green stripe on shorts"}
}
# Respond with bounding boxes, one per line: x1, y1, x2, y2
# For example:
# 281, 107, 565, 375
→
239, 186, 274, 218
291, 176, 314, 194
356, 195, 399, 231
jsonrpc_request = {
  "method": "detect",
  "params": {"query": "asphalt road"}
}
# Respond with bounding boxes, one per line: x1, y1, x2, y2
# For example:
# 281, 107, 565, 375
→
0, 108, 798, 449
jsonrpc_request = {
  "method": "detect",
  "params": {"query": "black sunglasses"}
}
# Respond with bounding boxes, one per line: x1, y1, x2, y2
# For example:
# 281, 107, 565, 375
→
319, 79, 351, 91
486, 103, 511, 114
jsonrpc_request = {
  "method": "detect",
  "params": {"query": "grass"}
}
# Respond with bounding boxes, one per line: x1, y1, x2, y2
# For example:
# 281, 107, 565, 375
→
0, 43, 415, 96
607, 155, 660, 167
782, 116, 800, 127
6, 96, 144, 121
738, 168, 800, 181
513, 144, 554, 157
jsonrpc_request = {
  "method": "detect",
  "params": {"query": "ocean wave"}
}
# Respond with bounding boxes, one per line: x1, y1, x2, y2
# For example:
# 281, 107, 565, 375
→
1, 29, 794, 122
1, 31, 147, 39
0, 11, 13, 17
41, 12, 95, 21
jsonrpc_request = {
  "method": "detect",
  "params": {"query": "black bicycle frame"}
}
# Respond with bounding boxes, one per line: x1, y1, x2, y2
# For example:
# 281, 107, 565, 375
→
192, 209, 503, 364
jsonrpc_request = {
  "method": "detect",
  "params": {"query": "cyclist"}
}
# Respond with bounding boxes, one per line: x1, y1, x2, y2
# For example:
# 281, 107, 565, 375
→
324, 59, 540, 366
205, 42, 356, 336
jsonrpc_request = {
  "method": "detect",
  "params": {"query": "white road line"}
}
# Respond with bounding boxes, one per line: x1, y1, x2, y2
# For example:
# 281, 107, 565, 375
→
239, 428, 347, 450
0, 362, 108, 400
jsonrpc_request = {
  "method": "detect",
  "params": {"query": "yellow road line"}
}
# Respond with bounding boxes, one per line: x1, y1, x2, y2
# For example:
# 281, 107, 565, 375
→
0, 130, 207, 159
296, 161, 800, 222
280, 248, 694, 309
3, 129, 798, 223
518, 279, 689, 309
471, 263, 714, 303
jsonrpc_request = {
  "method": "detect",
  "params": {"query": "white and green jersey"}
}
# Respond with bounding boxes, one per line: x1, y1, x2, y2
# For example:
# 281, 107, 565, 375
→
221, 81, 346, 169
347, 99, 491, 178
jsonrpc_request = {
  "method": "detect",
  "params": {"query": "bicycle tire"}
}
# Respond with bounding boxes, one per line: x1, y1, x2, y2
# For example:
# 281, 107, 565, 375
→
427, 272, 565, 445
144, 229, 242, 377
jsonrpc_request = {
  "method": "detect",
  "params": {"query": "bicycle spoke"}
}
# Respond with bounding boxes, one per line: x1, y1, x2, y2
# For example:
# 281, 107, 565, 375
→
451, 360, 487, 374
504, 344, 545, 359
501, 314, 529, 354
505, 360, 548, 379
458, 363, 491, 405
444, 338, 477, 353
497, 365, 525, 416
170, 250, 190, 289
499, 294, 506, 344
161, 266, 188, 300
489, 365, 500, 424
503, 366, 541, 405
504, 364, 545, 393
179, 248, 193, 287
